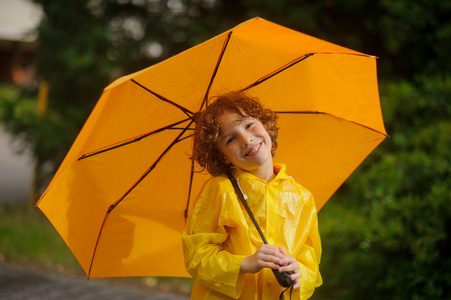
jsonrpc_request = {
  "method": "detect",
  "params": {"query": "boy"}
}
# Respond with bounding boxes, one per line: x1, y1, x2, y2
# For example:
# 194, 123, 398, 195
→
182, 92, 322, 299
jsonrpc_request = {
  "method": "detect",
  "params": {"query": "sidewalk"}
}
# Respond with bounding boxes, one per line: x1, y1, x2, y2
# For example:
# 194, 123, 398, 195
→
0, 261, 190, 300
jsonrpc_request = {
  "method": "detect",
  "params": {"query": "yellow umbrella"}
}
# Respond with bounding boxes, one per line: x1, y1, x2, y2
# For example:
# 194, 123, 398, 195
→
37, 17, 386, 278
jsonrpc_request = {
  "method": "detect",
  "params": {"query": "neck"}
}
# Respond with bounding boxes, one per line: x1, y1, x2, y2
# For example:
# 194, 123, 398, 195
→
244, 160, 275, 182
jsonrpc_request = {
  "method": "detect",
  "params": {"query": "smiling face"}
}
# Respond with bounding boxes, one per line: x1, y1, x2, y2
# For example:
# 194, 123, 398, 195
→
192, 91, 279, 178
216, 110, 274, 181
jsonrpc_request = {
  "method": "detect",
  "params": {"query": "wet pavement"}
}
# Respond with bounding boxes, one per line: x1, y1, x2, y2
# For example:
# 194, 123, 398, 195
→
0, 261, 190, 300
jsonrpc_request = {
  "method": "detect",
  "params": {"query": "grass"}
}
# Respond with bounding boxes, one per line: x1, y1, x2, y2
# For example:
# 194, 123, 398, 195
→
0, 202, 193, 295
0, 203, 80, 270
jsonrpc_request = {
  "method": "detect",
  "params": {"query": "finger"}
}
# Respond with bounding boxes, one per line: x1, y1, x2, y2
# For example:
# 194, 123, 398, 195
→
261, 245, 283, 256
278, 247, 287, 256
279, 256, 296, 267
267, 262, 281, 270
260, 244, 279, 251
261, 249, 285, 261
261, 244, 285, 254
279, 259, 300, 273
278, 265, 296, 273
257, 260, 280, 270
260, 254, 284, 265
293, 279, 301, 289
288, 270, 302, 281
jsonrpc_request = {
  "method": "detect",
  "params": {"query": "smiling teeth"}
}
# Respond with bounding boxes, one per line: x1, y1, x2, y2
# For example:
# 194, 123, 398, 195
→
247, 143, 261, 156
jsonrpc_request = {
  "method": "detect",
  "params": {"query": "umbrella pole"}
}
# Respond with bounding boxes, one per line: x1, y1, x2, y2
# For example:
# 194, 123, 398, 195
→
226, 169, 293, 288
226, 169, 268, 244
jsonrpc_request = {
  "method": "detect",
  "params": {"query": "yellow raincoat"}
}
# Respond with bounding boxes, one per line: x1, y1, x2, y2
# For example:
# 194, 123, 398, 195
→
182, 164, 322, 299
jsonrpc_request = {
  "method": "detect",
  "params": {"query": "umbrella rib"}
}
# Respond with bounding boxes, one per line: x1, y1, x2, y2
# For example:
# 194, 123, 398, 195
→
185, 158, 196, 222
276, 111, 389, 137
239, 53, 315, 92
88, 206, 112, 277
131, 79, 194, 119
78, 118, 191, 160
88, 119, 195, 276
201, 31, 233, 109
176, 133, 194, 144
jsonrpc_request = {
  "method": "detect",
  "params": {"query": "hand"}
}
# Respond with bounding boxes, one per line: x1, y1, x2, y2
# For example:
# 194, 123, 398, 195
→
277, 247, 302, 289
240, 244, 286, 274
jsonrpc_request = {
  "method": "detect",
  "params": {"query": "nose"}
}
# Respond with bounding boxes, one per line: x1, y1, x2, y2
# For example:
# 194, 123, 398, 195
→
240, 132, 253, 148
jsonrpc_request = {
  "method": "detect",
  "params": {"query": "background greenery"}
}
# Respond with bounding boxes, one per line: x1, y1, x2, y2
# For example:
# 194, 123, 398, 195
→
0, 0, 449, 298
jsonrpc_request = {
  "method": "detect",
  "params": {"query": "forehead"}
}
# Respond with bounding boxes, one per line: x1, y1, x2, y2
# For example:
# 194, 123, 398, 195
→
217, 111, 247, 129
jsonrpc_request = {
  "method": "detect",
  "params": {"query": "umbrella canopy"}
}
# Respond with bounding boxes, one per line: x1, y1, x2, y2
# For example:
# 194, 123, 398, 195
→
37, 17, 386, 278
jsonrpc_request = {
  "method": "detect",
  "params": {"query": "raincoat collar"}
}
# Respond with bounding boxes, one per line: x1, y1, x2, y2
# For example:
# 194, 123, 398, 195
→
232, 163, 289, 184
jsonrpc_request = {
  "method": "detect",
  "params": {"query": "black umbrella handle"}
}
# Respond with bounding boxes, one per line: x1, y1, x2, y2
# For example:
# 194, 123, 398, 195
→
226, 170, 294, 288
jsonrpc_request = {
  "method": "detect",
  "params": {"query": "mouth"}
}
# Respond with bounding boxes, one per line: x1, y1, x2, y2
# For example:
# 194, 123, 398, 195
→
245, 142, 262, 157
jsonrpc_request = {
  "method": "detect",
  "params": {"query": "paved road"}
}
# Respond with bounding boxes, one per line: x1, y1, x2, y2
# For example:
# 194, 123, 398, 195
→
0, 261, 190, 300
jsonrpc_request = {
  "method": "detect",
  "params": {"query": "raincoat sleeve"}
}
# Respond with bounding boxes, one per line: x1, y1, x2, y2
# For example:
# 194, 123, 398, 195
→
295, 189, 323, 298
182, 178, 247, 298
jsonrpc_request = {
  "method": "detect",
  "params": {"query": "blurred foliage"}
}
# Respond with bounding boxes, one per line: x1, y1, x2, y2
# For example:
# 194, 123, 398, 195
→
0, 0, 450, 298
358, 76, 450, 299
4, 0, 445, 192
220, 0, 451, 79
0, 84, 77, 187
35, 1, 111, 113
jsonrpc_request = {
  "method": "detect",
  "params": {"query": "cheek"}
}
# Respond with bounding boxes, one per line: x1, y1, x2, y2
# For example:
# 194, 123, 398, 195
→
217, 144, 231, 161
257, 126, 271, 141
267, 131, 274, 144
263, 131, 273, 148
224, 145, 241, 162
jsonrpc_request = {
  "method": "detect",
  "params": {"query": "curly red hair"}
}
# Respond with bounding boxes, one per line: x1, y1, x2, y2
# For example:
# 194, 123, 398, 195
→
192, 92, 279, 176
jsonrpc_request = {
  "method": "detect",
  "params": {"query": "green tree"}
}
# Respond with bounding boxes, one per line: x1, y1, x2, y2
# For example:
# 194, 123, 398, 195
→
359, 76, 450, 298
1, 0, 223, 203
0, 85, 76, 203
1, 0, 114, 203
219, 0, 451, 79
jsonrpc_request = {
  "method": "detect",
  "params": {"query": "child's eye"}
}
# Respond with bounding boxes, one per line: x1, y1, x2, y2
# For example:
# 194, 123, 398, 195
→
245, 122, 253, 129
226, 137, 235, 145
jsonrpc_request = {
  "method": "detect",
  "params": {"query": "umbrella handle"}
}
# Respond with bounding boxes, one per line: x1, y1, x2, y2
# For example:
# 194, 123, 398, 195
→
226, 170, 294, 288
